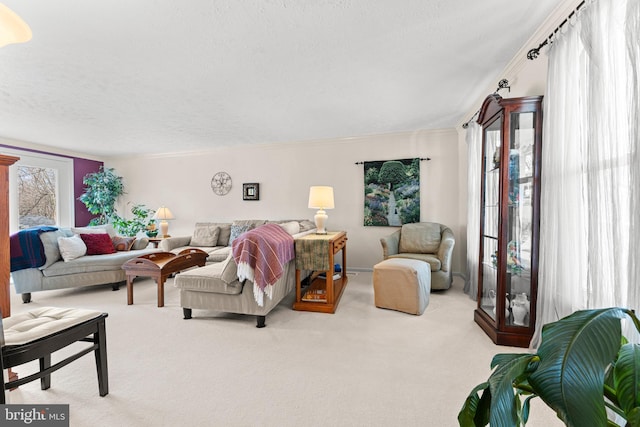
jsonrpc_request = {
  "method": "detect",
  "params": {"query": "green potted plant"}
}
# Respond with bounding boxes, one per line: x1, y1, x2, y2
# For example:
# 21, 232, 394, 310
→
458, 307, 640, 427
78, 166, 125, 225
110, 204, 155, 237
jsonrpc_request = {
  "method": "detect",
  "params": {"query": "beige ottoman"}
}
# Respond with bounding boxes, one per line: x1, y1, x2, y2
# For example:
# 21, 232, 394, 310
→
373, 258, 431, 315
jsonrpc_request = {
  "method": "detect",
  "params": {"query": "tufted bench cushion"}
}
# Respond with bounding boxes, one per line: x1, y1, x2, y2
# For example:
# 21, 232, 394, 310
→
373, 258, 431, 315
3, 307, 102, 345
3, 307, 105, 346
1, 306, 109, 402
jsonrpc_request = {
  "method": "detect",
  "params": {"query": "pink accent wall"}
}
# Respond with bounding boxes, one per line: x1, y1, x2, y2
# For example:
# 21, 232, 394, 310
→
73, 158, 103, 226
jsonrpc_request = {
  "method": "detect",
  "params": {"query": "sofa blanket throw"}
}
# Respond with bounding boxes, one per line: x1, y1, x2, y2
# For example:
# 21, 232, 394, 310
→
231, 223, 295, 306
10, 226, 58, 272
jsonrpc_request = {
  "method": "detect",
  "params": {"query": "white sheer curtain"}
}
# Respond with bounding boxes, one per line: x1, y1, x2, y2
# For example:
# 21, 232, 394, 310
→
533, 0, 640, 346
464, 121, 482, 300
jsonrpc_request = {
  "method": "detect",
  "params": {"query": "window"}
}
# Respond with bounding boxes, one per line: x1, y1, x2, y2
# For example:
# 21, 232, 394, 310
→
3, 147, 74, 233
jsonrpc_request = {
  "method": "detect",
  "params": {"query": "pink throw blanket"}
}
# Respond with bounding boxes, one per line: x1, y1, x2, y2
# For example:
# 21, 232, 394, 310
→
231, 223, 295, 306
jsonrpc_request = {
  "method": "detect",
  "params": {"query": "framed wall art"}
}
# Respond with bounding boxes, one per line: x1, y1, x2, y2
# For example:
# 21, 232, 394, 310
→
242, 183, 259, 201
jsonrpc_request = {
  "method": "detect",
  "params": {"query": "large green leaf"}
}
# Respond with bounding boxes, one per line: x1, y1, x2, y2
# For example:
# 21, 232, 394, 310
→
487, 354, 537, 427
458, 382, 490, 427
614, 343, 640, 424
529, 308, 627, 427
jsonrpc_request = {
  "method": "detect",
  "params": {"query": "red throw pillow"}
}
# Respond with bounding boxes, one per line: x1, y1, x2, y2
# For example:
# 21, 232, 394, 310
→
80, 233, 116, 255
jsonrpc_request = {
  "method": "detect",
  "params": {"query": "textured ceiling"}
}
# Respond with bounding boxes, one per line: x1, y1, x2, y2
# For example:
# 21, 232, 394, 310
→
0, 1, 560, 157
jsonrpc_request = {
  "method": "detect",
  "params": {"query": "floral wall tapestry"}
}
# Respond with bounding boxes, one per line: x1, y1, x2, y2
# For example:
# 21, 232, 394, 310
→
363, 158, 420, 226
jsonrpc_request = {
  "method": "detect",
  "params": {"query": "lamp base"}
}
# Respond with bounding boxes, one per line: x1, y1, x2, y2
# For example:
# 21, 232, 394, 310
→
314, 210, 328, 235
159, 220, 170, 239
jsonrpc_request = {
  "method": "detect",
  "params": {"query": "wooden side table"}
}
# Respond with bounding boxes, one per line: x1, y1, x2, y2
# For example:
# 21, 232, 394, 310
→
293, 231, 348, 314
148, 237, 162, 248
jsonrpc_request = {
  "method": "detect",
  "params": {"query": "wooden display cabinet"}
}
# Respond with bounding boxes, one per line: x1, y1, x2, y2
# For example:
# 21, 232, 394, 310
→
474, 95, 543, 347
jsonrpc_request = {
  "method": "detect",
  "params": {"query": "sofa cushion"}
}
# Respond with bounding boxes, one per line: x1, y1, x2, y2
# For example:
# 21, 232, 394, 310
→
112, 236, 137, 251
169, 246, 230, 262
297, 220, 316, 232
131, 237, 150, 250
228, 223, 255, 245
277, 221, 300, 235
194, 222, 232, 246
174, 261, 242, 295
39, 229, 73, 270
58, 234, 87, 262
190, 224, 220, 247
388, 253, 441, 271
80, 233, 116, 255
42, 249, 156, 277
71, 224, 116, 238
398, 223, 441, 254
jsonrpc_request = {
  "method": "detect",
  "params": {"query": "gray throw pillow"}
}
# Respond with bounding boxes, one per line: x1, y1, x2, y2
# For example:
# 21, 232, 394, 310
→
39, 229, 73, 269
191, 225, 220, 247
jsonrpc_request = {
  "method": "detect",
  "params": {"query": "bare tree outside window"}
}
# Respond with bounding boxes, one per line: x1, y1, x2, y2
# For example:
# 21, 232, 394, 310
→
17, 165, 57, 229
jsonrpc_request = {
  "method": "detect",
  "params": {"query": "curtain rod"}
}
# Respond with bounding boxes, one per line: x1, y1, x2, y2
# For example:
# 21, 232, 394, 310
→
354, 158, 430, 165
527, 1, 586, 60
461, 79, 510, 129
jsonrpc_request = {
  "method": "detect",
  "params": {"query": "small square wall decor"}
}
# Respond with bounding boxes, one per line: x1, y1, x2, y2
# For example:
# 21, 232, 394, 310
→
243, 183, 259, 201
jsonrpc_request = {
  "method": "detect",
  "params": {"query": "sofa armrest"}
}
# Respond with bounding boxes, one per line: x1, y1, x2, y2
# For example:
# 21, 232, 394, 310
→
380, 230, 401, 259
437, 227, 455, 272
11, 268, 44, 294
159, 236, 192, 252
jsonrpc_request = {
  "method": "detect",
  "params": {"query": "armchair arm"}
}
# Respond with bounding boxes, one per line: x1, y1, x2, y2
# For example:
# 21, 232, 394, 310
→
437, 226, 455, 272
380, 230, 401, 259
159, 236, 192, 252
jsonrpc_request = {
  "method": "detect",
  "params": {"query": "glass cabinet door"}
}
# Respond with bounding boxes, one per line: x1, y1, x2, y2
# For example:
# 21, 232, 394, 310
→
480, 116, 502, 321
505, 111, 536, 327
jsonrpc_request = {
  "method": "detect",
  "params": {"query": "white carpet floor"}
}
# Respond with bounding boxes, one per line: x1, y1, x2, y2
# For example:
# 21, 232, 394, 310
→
6, 273, 563, 427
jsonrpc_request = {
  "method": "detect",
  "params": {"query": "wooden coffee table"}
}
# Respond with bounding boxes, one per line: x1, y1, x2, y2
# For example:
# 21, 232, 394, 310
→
122, 249, 208, 307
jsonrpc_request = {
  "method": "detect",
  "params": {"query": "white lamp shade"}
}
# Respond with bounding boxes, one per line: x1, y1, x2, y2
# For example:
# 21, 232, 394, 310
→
308, 186, 335, 209
0, 4, 32, 48
153, 206, 175, 220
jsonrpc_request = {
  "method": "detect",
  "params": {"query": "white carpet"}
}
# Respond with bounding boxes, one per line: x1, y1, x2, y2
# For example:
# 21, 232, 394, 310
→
6, 273, 562, 427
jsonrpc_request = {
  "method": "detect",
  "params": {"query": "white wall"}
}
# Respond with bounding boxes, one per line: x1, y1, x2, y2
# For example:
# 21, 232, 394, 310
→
107, 128, 461, 271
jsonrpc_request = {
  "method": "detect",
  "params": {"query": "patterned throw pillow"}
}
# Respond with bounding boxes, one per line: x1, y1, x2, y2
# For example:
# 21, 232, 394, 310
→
112, 236, 137, 251
80, 233, 116, 255
191, 225, 220, 247
228, 224, 254, 246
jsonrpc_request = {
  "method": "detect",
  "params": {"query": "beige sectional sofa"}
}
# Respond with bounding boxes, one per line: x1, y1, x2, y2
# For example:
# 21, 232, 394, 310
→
164, 219, 316, 327
11, 225, 158, 303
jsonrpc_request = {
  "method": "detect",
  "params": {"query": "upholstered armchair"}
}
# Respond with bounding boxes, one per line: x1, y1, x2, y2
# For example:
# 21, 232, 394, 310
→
380, 222, 455, 290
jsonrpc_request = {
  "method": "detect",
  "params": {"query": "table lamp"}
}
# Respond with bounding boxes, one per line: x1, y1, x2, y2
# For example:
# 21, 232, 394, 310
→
153, 206, 175, 238
308, 186, 334, 235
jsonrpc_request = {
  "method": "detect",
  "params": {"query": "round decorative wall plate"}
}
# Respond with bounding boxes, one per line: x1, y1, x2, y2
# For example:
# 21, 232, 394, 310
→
211, 171, 232, 195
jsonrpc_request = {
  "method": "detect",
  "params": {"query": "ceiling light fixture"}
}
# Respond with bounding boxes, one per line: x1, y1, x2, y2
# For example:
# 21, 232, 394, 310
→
0, 3, 32, 48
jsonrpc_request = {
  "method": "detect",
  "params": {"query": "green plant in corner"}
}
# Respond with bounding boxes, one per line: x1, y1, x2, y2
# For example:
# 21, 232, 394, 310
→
458, 307, 640, 427
78, 166, 125, 225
